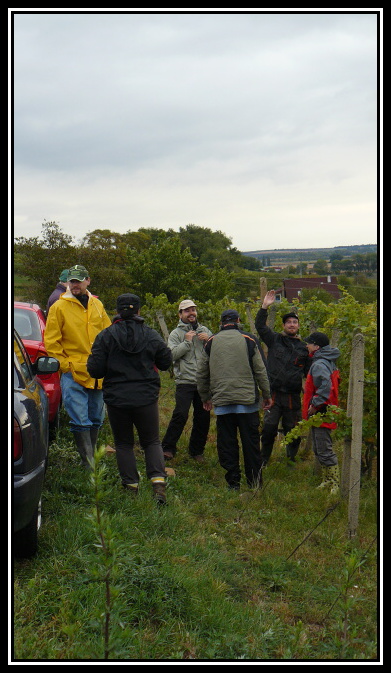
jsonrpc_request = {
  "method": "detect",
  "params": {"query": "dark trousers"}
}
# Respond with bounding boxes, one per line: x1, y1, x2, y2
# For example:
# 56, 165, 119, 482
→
216, 411, 262, 489
107, 402, 166, 485
162, 384, 210, 456
261, 391, 302, 464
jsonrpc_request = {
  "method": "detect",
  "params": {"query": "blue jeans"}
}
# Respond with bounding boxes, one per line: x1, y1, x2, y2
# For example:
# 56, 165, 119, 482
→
60, 372, 105, 432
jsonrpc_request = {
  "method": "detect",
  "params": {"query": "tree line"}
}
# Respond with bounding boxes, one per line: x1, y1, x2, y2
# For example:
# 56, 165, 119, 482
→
14, 221, 377, 311
14, 221, 267, 310
14, 220, 377, 461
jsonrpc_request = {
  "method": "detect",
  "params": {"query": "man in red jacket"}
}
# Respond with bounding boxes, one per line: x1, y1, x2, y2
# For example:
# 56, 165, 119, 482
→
303, 332, 340, 494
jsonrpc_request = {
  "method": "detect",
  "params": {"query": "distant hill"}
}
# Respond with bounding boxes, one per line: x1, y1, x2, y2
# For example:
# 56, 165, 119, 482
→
243, 244, 377, 262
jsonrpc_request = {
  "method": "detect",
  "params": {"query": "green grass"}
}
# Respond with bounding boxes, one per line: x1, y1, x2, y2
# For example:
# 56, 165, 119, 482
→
13, 372, 379, 661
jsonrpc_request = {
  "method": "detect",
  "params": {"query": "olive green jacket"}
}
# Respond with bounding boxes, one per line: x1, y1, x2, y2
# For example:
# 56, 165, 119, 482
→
196, 325, 271, 407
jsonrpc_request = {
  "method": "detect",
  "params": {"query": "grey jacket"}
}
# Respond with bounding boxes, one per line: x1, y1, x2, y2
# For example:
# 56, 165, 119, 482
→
197, 325, 271, 407
168, 320, 213, 385
308, 346, 340, 407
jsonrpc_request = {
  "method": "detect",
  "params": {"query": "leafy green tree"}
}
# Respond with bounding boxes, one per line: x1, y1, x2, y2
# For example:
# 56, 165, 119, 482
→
14, 221, 76, 306
137, 227, 177, 244
126, 237, 234, 303
122, 230, 151, 251
178, 224, 232, 261
240, 256, 262, 271
312, 259, 329, 275
365, 252, 377, 273
197, 261, 235, 303
296, 262, 308, 275
63, 229, 154, 311
330, 252, 344, 271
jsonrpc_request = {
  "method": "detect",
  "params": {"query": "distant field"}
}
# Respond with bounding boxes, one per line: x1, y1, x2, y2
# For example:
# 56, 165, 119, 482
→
244, 244, 377, 262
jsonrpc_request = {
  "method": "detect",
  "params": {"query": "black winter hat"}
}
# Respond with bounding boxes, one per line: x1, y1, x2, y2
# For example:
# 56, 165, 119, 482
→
221, 309, 240, 324
305, 332, 329, 347
282, 312, 299, 323
116, 293, 141, 313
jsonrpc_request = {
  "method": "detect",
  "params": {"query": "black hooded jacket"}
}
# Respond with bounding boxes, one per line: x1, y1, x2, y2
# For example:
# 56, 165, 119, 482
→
255, 308, 310, 394
87, 315, 172, 407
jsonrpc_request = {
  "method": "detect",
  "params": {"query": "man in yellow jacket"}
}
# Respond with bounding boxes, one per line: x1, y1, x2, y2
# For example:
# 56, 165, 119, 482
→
44, 264, 112, 468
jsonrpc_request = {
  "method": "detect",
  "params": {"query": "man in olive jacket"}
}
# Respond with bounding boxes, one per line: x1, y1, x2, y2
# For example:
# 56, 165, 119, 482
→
197, 309, 272, 490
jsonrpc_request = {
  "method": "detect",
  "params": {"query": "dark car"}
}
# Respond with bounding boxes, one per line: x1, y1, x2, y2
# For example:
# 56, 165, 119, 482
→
13, 329, 60, 558
14, 301, 62, 439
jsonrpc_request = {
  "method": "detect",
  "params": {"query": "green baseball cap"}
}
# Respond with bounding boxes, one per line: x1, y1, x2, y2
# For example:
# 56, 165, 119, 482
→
59, 269, 69, 282
67, 265, 89, 281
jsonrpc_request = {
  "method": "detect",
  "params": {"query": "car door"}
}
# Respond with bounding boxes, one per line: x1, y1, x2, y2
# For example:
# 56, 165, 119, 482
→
13, 333, 49, 475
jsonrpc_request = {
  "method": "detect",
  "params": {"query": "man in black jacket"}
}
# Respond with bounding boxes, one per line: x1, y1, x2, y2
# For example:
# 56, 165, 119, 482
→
255, 290, 310, 465
87, 293, 172, 505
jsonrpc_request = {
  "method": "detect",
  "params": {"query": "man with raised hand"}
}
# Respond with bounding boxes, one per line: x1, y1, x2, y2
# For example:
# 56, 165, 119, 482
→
255, 290, 310, 465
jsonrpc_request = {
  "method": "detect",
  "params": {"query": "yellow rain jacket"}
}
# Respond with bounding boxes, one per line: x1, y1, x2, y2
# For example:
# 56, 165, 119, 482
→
44, 290, 112, 389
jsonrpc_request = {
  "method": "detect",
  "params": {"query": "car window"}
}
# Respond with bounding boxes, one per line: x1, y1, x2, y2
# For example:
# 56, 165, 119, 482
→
14, 308, 42, 341
14, 335, 33, 384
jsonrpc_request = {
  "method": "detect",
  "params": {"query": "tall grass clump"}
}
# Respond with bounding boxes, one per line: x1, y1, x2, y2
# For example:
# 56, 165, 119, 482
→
13, 372, 379, 661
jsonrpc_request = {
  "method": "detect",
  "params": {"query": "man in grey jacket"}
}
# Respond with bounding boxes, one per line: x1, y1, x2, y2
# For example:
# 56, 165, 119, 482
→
197, 309, 272, 490
162, 299, 212, 462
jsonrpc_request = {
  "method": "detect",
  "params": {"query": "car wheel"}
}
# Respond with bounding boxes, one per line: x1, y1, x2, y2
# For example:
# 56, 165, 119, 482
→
49, 409, 60, 442
14, 500, 42, 558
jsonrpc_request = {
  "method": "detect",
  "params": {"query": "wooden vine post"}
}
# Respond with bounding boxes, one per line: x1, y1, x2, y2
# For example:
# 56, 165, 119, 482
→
245, 305, 256, 334
259, 277, 267, 305
341, 332, 365, 538
156, 310, 170, 343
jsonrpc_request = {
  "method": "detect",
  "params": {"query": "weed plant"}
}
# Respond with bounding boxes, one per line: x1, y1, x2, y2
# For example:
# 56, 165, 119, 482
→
13, 372, 378, 661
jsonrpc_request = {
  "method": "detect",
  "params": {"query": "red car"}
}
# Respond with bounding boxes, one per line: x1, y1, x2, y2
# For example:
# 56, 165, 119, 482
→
13, 301, 62, 439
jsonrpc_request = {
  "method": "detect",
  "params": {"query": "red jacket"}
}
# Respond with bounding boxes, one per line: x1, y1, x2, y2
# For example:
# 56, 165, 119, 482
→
302, 346, 340, 429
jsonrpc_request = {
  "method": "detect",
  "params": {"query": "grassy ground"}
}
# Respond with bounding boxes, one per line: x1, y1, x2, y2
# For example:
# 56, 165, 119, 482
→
12, 371, 379, 662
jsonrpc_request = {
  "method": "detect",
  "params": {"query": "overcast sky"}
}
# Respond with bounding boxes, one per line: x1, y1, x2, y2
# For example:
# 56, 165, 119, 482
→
11, 9, 380, 252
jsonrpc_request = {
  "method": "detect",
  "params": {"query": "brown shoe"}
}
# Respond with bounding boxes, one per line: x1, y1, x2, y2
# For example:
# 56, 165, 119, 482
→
152, 482, 167, 505
192, 454, 205, 463
163, 450, 174, 460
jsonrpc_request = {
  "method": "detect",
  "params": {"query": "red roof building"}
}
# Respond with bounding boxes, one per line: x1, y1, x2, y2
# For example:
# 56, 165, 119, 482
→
283, 277, 340, 302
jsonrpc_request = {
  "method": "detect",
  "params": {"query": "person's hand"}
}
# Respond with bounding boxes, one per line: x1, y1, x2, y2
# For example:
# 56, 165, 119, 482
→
203, 400, 212, 411
185, 330, 196, 341
262, 290, 276, 309
308, 404, 318, 417
262, 397, 273, 410
197, 332, 209, 342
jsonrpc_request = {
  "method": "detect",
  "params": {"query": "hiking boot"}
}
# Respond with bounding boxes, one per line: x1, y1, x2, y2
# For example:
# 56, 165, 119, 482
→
90, 426, 100, 452
163, 450, 174, 460
73, 430, 94, 470
152, 482, 167, 505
